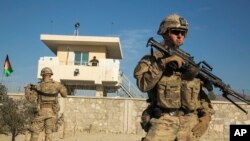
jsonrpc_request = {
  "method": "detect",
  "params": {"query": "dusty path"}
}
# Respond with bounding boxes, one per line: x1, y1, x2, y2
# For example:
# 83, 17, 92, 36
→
0, 133, 144, 141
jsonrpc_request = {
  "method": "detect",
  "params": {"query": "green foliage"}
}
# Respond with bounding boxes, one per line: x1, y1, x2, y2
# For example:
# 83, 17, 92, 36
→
0, 84, 34, 141
0, 83, 7, 102
0, 83, 8, 135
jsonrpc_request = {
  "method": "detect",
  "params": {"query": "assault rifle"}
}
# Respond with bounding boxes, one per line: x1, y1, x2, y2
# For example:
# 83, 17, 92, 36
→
147, 37, 250, 114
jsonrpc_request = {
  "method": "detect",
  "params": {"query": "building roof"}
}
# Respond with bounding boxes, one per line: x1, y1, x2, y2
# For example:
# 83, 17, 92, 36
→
40, 34, 123, 59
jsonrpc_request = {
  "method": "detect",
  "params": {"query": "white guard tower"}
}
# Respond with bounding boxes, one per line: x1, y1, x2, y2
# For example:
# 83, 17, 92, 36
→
38, 34, 123, 97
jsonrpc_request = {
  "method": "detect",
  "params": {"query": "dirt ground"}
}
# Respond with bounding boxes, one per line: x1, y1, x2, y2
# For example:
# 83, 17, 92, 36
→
0, 133, 144, 141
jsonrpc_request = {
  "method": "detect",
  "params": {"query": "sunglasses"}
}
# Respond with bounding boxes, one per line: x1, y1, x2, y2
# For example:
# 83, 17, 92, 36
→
170, 30, 186, 36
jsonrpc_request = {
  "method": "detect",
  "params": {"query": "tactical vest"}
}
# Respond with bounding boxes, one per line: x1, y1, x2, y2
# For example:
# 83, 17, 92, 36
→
152, 50, 202, 111
181, 78, 201, 111
137, 50, 206, 132
156, 71, 182, 109
156, 72, 202, 111
36, 80, 59, 104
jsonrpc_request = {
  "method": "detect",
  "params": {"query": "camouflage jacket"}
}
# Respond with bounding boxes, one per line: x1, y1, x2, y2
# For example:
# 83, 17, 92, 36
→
134, 50, 214, 116
36, 79, 67, 103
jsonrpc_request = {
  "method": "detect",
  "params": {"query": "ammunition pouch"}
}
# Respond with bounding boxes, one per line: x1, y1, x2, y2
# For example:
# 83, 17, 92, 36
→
181, 78, 201, 111
156, 73, 182, 109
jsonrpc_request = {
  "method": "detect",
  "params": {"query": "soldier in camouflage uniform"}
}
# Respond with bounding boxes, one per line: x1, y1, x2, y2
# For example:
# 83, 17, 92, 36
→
134, 14, 214, 141
25, 67, 67, 141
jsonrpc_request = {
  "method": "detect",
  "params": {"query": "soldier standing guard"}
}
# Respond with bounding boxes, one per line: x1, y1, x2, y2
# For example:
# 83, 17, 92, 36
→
89, 56, 99, 66
134, 14, 214, 141
25, 67, 67, 141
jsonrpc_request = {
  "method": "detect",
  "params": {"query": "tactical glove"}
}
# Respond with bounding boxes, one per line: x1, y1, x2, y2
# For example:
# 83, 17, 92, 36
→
182, 65, 200, 80
140, 106, 153, 132
192, 114, 211, 138
161, 55, 185, 69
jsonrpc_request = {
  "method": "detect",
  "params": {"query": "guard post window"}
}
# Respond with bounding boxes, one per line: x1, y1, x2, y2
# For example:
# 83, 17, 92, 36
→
74, 51, 89, 65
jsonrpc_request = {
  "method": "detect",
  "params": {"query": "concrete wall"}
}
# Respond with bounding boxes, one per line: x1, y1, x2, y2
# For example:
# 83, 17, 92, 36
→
8, 94, 250, 141
63, 96, 146, 136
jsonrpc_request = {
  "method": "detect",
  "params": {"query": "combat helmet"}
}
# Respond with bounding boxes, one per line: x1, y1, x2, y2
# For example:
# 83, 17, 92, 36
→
157, 14, 188, 35
40, 67, 53, 76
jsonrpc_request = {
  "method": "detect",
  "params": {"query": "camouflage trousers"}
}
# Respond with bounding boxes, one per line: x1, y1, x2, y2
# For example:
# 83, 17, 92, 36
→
30, 108, 56, 141
143, 113, 199, 141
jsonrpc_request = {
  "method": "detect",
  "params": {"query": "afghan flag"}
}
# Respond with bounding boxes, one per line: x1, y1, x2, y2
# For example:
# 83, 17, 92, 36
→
4, 55, 13, 77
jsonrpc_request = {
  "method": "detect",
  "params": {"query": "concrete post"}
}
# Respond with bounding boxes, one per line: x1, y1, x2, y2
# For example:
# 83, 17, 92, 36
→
96, 85, 104, 97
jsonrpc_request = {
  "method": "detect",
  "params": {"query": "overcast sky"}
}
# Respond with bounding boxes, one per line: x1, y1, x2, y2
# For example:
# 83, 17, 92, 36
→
1, 0, 250, 94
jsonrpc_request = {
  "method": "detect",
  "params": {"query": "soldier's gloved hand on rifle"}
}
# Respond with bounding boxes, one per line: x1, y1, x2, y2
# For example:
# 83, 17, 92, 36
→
182, 65, 200, 80
160, 55, 185, 69
192, 114, 211, 138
